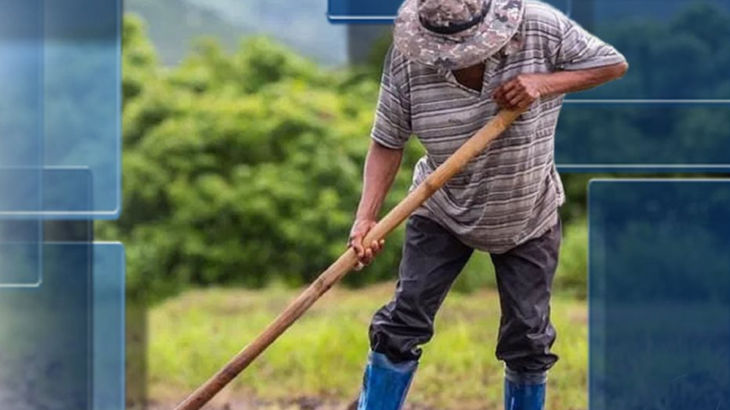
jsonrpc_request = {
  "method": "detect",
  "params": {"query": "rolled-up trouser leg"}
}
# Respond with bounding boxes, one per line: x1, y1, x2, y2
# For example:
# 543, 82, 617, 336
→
369, 215, 474, 363
491, 219, 562, 377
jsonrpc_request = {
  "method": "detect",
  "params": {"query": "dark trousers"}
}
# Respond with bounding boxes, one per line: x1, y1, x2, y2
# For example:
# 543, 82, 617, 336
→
369, 215, 561, 374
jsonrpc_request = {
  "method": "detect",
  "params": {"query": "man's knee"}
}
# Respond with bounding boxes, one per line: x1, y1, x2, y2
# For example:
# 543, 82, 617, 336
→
496, 320, 559, 373
368, 300, 434, 363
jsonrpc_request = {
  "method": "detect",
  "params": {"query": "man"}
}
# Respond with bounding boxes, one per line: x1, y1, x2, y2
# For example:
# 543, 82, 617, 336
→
348, 0, 627, 409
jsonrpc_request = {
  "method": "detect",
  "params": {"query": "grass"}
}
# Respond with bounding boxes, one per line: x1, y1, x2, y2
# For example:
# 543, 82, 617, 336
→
148, 284, 588, 409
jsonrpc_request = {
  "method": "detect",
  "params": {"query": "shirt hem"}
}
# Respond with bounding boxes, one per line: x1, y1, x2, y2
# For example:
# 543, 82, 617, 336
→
416, 198, 562, 255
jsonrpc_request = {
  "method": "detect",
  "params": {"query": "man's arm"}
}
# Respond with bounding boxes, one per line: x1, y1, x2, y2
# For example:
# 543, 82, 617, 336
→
351, 45, 411, 269
493, 62, 629, 110
349, 140, 404, 269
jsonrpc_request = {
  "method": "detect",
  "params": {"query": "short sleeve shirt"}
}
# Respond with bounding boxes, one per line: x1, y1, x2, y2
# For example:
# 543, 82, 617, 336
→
371, 0, 627, 253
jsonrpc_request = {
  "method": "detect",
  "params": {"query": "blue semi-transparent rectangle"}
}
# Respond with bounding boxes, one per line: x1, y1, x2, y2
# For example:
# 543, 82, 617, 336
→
43, 0, 121, 218
328, 0, 569, 21
93, 243, 125, 410
0, 168, 92, 287
0, 0, 44, 215
0, 168, 93, 216
0, 0, 121, 218
589, 180, 730, 410
573, 0, 730, 102
555, 105, 730, 170
0, 243, 125, 410
0, 220, 42, 286
557, 0, 730, 169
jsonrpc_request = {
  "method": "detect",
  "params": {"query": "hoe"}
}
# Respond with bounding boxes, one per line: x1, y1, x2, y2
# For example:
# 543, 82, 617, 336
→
173, 108, 523, 410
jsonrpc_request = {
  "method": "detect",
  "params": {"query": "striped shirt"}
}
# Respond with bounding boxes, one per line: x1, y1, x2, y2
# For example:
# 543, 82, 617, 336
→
372, 0, 626, 253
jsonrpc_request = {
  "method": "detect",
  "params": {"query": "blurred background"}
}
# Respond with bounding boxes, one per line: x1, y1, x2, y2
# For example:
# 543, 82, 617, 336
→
111, 1, 730, 409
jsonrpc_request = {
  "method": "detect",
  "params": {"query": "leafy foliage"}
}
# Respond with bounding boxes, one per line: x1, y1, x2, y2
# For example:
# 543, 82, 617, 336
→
109, 17, 425, 301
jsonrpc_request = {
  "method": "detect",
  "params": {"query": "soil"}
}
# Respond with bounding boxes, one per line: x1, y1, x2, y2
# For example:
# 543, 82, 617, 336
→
143, 397, 440, 410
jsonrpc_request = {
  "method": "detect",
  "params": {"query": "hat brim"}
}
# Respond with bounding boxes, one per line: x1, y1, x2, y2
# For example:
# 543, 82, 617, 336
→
393, 0, 525, 70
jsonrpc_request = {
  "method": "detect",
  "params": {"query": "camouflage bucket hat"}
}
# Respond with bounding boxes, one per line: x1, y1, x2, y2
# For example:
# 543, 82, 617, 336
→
393, 0, 525, 70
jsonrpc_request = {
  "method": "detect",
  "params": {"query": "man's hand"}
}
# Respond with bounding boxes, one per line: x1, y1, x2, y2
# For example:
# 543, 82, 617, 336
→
492, 63, 629, 110
492, 74, 545, 110
348, 219, 385, 271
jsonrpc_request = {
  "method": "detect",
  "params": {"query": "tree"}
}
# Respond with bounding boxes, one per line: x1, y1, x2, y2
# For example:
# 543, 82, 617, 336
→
107, 20, 424, 302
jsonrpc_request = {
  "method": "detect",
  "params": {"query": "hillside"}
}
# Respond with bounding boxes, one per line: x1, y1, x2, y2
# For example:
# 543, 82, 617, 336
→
125, 0, 247, 66
125, 0, 347, 66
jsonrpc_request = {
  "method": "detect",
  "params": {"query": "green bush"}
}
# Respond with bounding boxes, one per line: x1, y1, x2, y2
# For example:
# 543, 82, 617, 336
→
107, 16, 427, 302
556, 220, 589, 299
453, 252, 496, 293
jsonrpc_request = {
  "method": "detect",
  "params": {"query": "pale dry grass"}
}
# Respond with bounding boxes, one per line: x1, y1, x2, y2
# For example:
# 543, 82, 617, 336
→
147, 284, 588, 410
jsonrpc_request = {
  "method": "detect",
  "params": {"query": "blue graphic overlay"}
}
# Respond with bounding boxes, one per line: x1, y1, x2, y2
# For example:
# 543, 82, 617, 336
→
328, 0, 570, 21
328, 0, 401, 21
589, 180, 730, 410
0, 0, 121, 218
0, 0, 44, 214
93, 244, 126, 410
43, 0, 121, 218
572, 0, 730, 102
556, 1, 730, 169
0, 243, 92, 410
0, 220, 42, 286
0, 168, 93, 215
0, 168, 91, 285
43, 168, 93, 213
0, 243, 125, 410
555, 105, 730, 170
0, 169, 43, 215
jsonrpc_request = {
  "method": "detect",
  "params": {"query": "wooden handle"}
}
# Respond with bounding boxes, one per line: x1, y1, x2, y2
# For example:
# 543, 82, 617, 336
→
173, 109, 523, 410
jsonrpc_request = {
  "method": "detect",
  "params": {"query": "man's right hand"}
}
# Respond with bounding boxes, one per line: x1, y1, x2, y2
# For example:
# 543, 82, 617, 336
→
348, 219, 385, 271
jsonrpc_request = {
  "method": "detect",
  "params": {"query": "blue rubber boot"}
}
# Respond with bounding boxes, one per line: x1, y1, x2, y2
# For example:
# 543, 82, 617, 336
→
504, 368, 547, 410
357, 351, 418, 410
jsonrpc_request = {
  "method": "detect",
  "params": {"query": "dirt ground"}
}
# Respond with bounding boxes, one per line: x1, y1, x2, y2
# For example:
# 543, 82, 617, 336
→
144, 397, 440, 410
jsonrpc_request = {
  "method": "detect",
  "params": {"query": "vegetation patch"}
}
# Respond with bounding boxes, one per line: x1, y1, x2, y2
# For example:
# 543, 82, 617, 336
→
147, 285, 588, 410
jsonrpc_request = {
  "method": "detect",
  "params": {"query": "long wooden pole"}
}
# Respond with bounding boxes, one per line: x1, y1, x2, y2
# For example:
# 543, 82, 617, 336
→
173, 109, 523, 410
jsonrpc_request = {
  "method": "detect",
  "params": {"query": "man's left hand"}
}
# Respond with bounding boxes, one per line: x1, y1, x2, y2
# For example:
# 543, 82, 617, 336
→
492, 74, 545, 110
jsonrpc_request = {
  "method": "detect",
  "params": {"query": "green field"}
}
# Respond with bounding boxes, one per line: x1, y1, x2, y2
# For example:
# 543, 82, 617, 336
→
147, 284, 588, 410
